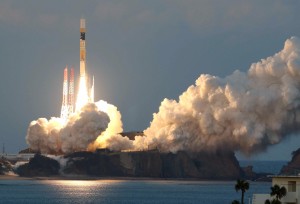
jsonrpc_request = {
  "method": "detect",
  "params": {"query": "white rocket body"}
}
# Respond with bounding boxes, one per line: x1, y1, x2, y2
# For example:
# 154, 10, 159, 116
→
80, 19, 86, 77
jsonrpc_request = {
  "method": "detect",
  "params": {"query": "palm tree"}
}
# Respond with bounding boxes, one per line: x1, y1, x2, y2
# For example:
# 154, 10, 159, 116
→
235, 179, 250, 204
232, 200, 240, 204
265, 199, 281, 204
265, 199, 271, 204
265, 184, 287, 204
270, 184, 287, 201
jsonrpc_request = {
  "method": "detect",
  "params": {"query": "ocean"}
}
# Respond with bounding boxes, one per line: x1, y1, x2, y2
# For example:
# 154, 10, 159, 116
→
239, 160, 287, 175
0, 179, 270, 204
0, 161, 285, 204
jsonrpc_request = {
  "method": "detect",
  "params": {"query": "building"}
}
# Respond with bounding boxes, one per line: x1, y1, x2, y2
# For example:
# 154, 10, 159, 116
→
253, 175, 300, 204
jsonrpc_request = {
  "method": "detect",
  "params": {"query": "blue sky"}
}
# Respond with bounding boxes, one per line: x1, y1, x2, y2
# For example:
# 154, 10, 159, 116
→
1, 0, 300, 160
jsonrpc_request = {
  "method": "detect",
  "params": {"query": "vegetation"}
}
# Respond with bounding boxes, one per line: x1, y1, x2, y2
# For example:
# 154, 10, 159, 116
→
265, 184, 287, 204
264, 199, 281, 204
233, 179, 250, 204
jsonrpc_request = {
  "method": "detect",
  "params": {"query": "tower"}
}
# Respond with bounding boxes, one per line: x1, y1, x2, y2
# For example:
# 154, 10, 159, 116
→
60, 66, 69, 119
61, 66, 75, 120
68, 67, 75, 114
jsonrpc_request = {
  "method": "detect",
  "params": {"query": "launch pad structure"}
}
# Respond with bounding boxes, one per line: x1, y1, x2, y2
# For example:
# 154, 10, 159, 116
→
60, 66, 74, 119
60, 18, 94, 119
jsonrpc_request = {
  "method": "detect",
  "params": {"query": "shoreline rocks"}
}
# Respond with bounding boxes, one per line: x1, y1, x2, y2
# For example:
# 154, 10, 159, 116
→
280, 148, 300, 175
17, 150, 243, 180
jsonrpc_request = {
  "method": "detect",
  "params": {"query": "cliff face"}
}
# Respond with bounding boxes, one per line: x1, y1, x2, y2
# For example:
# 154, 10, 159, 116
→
191, 151, 242, 179
16, 154, 60, 177
280, 148, 300, 175
17, 150, 243, 180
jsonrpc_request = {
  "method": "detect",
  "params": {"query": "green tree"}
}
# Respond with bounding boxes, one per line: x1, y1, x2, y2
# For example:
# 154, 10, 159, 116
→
232, 200, 240, 204
265, 200, 270, 204
265, 184, 287, 204
270, 184, 287, 201
265, 199, 281, 204
235, 179, 250, 204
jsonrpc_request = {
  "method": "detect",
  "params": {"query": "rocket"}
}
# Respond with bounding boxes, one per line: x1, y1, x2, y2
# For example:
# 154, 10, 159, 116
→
61, 18, 94, 117
80, 18, 94, 103
80, 18, 86, 77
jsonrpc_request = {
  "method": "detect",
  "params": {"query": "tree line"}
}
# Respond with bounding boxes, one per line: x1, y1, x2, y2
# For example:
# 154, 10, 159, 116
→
232, 179, 287, 204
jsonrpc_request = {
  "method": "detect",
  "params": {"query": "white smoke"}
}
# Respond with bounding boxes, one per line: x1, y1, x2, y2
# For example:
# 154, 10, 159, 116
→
89, 100, 133, 151
26, 102, 113, 154
27, 37, 300, 155
46, 154, 69, 174
134, 37, 300, 154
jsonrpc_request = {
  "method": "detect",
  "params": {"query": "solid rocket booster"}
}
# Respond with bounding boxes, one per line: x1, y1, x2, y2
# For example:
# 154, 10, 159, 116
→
80, 18, 86, 77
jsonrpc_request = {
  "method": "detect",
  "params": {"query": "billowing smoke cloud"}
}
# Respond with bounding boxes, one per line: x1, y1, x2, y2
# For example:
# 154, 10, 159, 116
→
26, 102, 118, 154
89, 100, 133, 151
27, 37, 300, 156
133, 37, 300, 154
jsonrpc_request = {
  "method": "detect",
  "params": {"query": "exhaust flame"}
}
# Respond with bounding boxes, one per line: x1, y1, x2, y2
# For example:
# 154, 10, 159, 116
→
75, 75, 89, 112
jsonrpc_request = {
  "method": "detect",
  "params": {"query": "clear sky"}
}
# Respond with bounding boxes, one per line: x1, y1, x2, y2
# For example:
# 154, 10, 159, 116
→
1, 0, 300, 160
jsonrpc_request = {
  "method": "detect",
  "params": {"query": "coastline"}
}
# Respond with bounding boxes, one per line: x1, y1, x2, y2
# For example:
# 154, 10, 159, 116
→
0, 174, 33, 180
0, 174, 271, 182
0, 175, 218, 181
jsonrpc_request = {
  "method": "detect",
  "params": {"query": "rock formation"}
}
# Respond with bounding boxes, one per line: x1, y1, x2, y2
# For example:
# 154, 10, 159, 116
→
16, 154, 60, 177
280, 148, 300, 175
16, 150, 245, 179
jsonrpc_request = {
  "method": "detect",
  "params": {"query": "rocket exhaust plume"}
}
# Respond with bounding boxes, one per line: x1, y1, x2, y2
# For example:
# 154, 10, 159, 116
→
26, 102, 120, 154
26, 18, 123, 154
75, 75, 89, 112
88, 36, 300, 155
133, 37, 300, 155
26, 36, 300, 156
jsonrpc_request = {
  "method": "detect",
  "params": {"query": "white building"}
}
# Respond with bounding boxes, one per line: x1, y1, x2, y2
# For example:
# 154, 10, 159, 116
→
252, 175, 300, 204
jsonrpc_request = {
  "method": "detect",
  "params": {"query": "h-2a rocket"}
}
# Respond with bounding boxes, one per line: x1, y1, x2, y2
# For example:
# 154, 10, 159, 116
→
80, 18, 86, 77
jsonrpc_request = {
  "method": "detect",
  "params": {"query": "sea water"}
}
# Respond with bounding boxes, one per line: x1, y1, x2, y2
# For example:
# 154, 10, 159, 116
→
0, 160, 284, 204
0, 179, 270, 204
239, 160, 287, 174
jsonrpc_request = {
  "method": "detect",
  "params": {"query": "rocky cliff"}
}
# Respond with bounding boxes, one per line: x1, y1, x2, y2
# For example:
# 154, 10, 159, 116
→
17, 150, 244, 180
16, 154, 60, 177
280, 148, 300, 175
